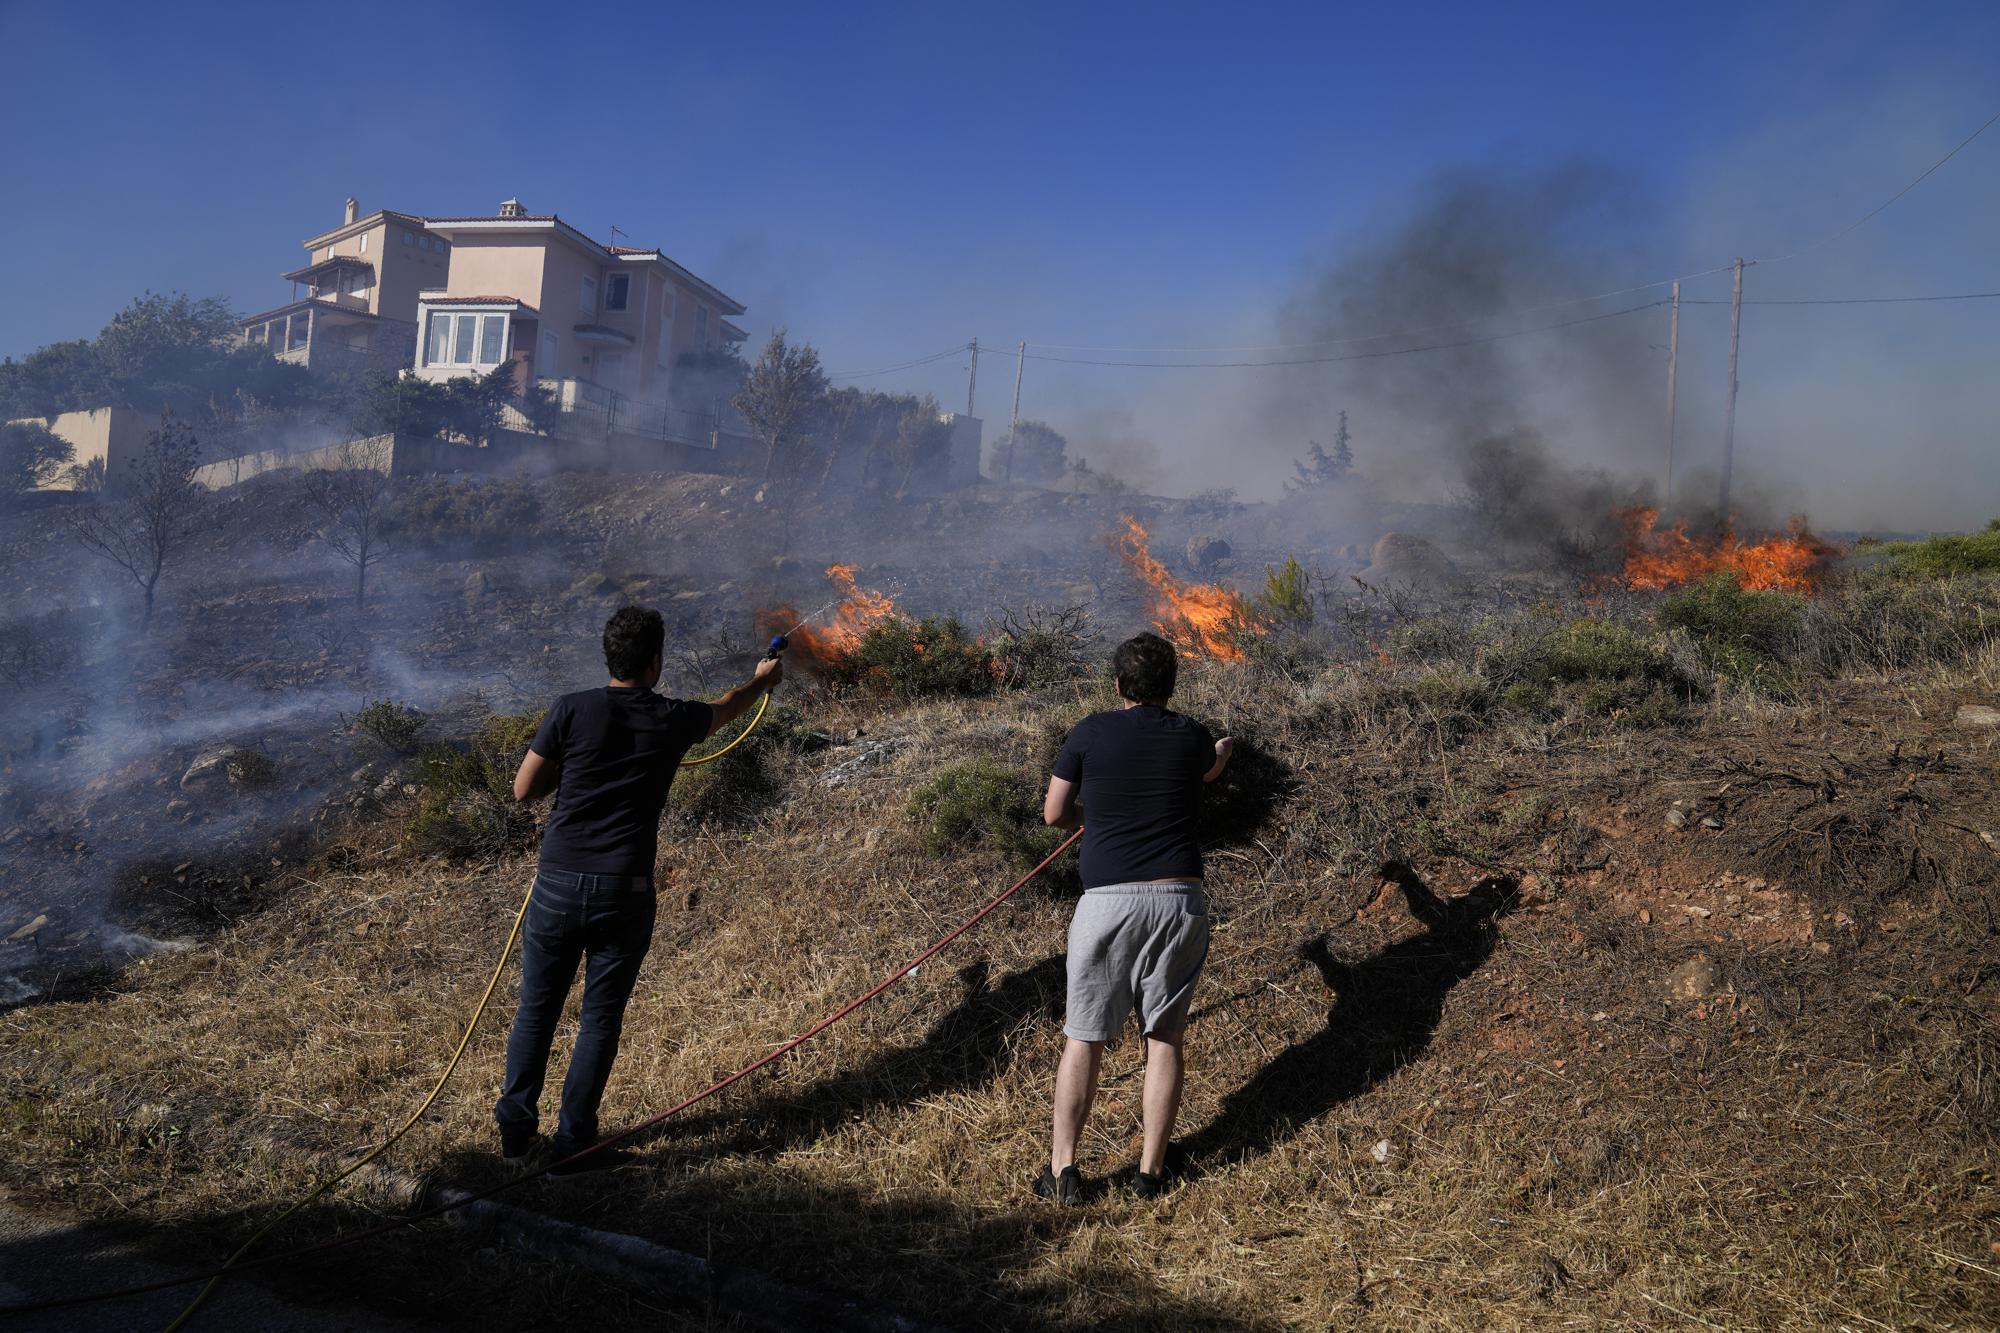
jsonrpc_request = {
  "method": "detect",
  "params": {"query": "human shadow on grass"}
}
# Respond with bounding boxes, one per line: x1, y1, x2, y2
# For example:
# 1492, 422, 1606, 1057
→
648, 954, 1066, 1157
1179, 861, 1519, 1171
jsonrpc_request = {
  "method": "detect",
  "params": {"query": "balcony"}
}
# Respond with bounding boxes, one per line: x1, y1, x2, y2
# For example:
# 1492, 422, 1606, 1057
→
502, 377, 753, 452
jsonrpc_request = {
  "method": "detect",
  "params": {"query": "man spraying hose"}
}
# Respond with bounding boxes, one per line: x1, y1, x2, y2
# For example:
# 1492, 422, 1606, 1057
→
498, 605, 782, 1173
1037, 632, 1232, 1203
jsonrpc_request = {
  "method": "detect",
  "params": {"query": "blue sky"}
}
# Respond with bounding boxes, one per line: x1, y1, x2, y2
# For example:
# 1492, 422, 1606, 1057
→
1, 0, 1995, 524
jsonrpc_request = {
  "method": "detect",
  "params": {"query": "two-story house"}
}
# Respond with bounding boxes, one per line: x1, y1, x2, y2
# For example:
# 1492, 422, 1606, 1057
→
236, 198, 446, 371
410, 198, 747, 426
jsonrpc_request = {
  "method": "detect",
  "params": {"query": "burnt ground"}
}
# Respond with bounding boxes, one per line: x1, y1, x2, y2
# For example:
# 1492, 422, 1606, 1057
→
0, 471, 1996, 1329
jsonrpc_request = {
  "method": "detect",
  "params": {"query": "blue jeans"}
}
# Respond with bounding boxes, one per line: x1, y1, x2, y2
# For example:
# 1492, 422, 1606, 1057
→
495, 867, 657, 1150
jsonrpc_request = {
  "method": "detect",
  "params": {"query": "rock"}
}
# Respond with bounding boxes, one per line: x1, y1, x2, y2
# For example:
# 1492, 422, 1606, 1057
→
569, 571, 620, 598
1668, 956, 1721, 1001
1185, 534, 1232, 572
1637, 909, 1651, 924
1370, 1139, 1393, 1164
181, 746, 273, 791
818, 737, 910, 789
1955, 704, 2000, 728
1360, 533, 1462, 590
464, 570, 494, 611
1664, 807, 1687, 830
1683, 905, 1713, 919
1700, 815, 1723, 830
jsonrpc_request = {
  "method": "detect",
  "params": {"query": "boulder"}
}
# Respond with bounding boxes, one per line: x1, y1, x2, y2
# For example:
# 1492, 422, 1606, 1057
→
1185, 534, 1232, 572
1668, 956, 1722, 1002
181, 746, 274, 791
1361, 533, 1462, 589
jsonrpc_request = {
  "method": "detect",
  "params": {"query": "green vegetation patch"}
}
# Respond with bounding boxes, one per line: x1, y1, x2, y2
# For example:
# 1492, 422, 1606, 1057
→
1877, 520, 2000, 577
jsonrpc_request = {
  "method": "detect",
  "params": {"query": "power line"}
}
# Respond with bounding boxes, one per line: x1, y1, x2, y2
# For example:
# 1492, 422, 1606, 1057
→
1752, 106, 2000, 266
1679, 290, 2000, 307
1016, 300, 1667, 369
824, 342, 971, 381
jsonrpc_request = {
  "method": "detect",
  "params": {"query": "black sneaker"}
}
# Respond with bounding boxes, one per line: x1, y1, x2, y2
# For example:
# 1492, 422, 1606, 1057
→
548, 1143, 640, 1177
1033, 1164, 1085, 1206
1126, 1170, 1169, 1200
499, 1129, 540, 1162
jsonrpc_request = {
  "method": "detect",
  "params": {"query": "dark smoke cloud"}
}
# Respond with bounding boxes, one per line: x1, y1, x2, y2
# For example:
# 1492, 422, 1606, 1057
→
1254, 161, 1668, 498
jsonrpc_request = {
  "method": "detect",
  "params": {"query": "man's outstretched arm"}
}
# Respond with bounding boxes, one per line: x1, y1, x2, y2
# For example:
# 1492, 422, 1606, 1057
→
1202, 736, 1235, 783
513, 749, 557, 803
706, 656, 784, 737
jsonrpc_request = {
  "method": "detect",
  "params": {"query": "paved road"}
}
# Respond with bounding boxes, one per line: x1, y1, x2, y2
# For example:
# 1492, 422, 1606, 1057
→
0, 1200, 426, 1333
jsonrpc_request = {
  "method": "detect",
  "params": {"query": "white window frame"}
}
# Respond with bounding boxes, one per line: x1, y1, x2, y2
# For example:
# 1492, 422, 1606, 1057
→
359, 233, 368, 253
425, 311, 450, 364
604, 272, 630, 311
478, 314, 505, 364
580, 275, 597, 315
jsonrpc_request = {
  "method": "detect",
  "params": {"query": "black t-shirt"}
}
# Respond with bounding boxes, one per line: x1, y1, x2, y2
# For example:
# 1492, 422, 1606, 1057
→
529, 687, 714, 877
1051, 705, 1215, 890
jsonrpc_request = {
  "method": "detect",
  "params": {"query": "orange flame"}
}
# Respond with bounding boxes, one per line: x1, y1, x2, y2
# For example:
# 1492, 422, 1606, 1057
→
767, 564, 902, 666
1110, 516, 1257, 661
1615, 507, 1838, 593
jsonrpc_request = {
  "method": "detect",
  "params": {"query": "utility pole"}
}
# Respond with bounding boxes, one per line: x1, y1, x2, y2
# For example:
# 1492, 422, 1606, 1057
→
966, 337, 978, 417
1006, 341, 1025, 483
1718, 257, 1744, 522
1664, 280, 1680, 509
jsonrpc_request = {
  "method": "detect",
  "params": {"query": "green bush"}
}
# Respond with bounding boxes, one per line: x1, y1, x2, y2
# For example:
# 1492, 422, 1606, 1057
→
1258, 556, 1314, 628
353, 699, 426, 754
1794, 570, 2000, 672
831, 614, 996, 699
1877, 520, 2000, 577
1659, 574, 1803, 662
1388, 616, 1470, 665
907, 759, 1058, 865
1411, 667, 1491, 715
1486, 618, 1692, 726
402, 715, 538, 858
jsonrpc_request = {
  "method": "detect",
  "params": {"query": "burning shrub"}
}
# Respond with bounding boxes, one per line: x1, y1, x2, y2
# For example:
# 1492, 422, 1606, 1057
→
907, 759, 1059, 867
830, 614, 996, 700
987, 605, 1095, 691
352, 699, 427, 755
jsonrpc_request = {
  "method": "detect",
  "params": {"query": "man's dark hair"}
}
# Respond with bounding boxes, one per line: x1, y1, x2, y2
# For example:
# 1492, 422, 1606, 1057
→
1113, 632, 1177, 705
603, 605, 666, 681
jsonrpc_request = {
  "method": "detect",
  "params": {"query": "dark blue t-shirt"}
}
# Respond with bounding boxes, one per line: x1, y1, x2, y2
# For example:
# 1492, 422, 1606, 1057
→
1052, 705, 1215, 890
529, 687, 714, 877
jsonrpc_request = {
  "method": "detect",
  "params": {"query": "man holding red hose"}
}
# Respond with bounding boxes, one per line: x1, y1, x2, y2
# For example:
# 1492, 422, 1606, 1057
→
499, 605, 781, 1173
1038, 631, 1233, 1202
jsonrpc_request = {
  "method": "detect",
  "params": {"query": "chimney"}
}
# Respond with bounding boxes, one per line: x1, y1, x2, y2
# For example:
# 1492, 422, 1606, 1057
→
499, 197, 525, 219
343, 196, 358, 225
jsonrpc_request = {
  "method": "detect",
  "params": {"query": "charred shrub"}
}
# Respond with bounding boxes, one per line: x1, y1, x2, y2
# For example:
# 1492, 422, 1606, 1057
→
831, 614, 996, 699
1388, 615, 1474, 667
0, 608, 81, 688
352, 699, 427, 754
1795, 569, 2000, 672
385, 477, 544, 554
987, 605, 1094, 690
908, 759, 1058, 866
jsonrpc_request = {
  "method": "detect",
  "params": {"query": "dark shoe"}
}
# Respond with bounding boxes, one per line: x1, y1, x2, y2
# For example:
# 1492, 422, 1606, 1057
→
499, 1128, 540, 1162
1033, 1164, 1085, 1206
1126, 1169, 1169, 1199
547, 1142, 640, 1177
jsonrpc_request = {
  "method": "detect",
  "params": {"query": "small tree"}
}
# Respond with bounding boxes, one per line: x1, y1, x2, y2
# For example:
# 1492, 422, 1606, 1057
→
889, 396, 951, 499
1001, 419, 1067, 485
735, 329, 827, 483
67, 411, 205, 628
301, 436, 396, 607
1287, 411, 1355, 492
0, 420, 74, 500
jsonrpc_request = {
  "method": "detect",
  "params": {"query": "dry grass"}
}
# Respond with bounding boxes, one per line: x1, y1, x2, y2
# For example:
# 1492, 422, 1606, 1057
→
3, 598, 1999, 1330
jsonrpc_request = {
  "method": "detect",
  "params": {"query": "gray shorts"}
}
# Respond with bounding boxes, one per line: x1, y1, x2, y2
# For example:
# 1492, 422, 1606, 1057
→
1064, 883, 1210, 1042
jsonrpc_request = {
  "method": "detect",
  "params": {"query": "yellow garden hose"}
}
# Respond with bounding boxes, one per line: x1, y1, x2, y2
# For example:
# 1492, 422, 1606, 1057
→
164, 691, 774, 1330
